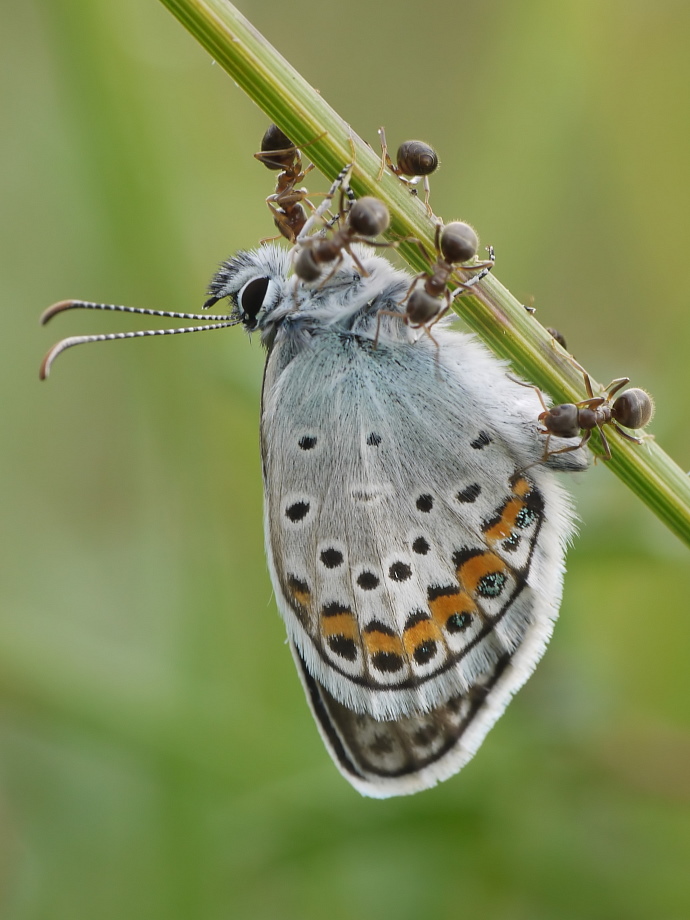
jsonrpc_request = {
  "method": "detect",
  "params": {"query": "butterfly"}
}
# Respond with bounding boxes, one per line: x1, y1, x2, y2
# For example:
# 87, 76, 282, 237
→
200, 241, 588, 797
41, 180, 588, 796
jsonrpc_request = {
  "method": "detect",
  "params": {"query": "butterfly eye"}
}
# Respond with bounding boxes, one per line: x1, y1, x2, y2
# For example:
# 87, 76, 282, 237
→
238, 276, 270, 327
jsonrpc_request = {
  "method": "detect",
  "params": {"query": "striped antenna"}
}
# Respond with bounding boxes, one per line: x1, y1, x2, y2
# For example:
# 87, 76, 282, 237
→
39, 299, 239, 379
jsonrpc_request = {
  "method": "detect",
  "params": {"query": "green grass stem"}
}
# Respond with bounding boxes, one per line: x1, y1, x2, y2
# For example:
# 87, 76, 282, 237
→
159, 0, 690, 548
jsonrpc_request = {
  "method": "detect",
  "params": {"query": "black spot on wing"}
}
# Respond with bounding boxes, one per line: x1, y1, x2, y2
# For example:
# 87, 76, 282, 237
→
327, 635, 358, 661
416, 494, 434, 512
285, 501, 309, 522
412, 537, 430, 555
320, 548, 344, 568
456, 483, 481, 503
388, 562, 412, 582
470, 431, 492, 449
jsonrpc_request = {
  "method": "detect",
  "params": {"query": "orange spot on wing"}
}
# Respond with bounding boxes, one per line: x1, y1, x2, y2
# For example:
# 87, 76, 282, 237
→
402, 619, 442, 657
292, 588, 310, 606
511, 477, 531, 498
321, 611, 358, 640
428, 591, 477, 627
484, 497, 526, 541
457, 552, 507, 594
287, 576, 311, 608
363, 630, 404, 656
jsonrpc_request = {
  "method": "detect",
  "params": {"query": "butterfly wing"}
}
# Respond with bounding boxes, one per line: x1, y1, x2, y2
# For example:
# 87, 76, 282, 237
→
260, 290, 584, 795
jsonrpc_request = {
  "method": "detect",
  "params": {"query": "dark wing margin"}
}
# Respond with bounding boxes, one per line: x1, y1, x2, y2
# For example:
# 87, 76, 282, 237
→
292, 641, 510, 797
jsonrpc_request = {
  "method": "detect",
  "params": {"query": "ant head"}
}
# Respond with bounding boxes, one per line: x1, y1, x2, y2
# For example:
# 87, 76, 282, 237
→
540, 403, 580, 438
406, 288, 441, 327
293, 247, 322, 283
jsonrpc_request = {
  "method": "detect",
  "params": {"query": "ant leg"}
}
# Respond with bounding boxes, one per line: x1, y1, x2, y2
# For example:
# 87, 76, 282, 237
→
341, 243, 369, 278
254, 145, 298, 170
603, 377, 630, 400
433, 221, 442, 257
562, 356, 591, 392
545, 428, 592, 459
398, 275, 424, 306
597, 426, 612, 461
313, 252, 349, 289
361, 238, 400, 250
427, 299, 450, 332
406, 237, 431, 263
577, 396, 606, 410
426, 302, 450, 371
265, 202, 299, 243
612, 424, 643, 445
507, 375, 551, 415
423, 324, 442, 348
466, 244, 496, 274
581, 370, 595, 400
540, 433, 553, 462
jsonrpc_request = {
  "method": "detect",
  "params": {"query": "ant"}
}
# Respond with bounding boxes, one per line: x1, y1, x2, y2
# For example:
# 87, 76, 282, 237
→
254, 124, 323, 242
546, 327, 567, 349
377, 128, 439, 214
375, 220, 494, 346
292, 165, 392, 284
518, 365, 654, 461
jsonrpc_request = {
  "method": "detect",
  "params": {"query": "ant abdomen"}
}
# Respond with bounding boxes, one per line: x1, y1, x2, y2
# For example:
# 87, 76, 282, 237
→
257, 124, 296, 171
377, 129, 439, 214
396, 140, 439, 178
439, 222, 479, 265
612, 388, 654, 430
348, 197, 390, 238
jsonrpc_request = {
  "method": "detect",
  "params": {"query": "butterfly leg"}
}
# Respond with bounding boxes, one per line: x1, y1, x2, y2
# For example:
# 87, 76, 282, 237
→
376, 126, 396, 181
296, 164, 354, 242
450, 246, 496, 297
374, 308, 407, 347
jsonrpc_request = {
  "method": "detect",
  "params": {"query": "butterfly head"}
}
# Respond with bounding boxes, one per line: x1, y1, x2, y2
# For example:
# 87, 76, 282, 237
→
203, 246, 293, 334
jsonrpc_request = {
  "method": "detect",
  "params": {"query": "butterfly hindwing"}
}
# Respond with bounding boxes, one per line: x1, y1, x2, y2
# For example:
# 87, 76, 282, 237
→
256, 254, 585, 795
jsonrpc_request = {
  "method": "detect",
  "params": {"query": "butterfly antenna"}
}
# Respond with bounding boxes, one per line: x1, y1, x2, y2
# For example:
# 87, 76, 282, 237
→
40, 298, 233, 325
40, 299, 239, 379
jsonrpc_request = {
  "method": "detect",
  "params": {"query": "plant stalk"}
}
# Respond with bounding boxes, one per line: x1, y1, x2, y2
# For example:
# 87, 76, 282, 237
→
158, 0, 690, 547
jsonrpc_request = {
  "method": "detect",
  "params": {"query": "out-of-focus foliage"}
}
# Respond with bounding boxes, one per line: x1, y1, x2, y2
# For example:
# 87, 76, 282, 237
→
2, 1, 689, 917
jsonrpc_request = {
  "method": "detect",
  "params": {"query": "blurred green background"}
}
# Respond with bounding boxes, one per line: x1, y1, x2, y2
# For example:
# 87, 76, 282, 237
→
2, 0, 690, 917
